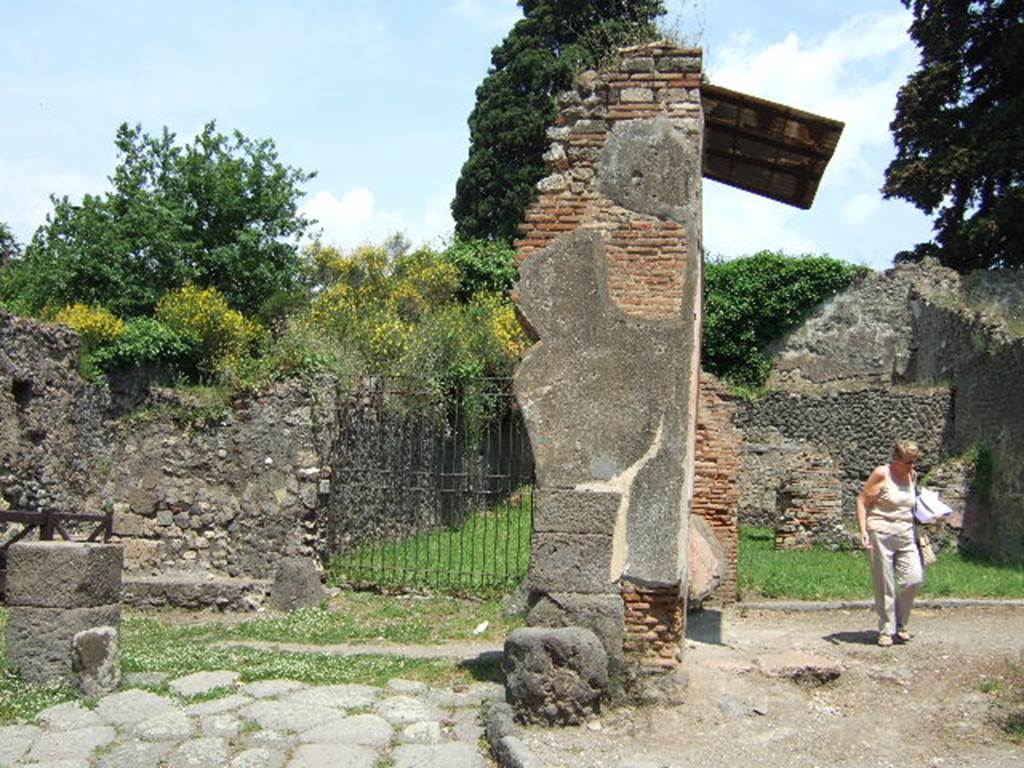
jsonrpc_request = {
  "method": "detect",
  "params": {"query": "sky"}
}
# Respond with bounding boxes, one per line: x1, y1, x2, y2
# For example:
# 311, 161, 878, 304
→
0, 0, 934, 271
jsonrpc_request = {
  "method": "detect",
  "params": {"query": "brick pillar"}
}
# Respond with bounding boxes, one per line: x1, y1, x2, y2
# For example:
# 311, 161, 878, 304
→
692, 374, 742, 603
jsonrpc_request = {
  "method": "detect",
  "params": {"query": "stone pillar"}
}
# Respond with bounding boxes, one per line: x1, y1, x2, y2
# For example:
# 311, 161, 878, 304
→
4, 541, 123, 684
515, 44, 704, 679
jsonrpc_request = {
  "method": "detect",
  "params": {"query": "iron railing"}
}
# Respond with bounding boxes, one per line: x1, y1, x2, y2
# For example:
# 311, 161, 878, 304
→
326, 378, 534, 590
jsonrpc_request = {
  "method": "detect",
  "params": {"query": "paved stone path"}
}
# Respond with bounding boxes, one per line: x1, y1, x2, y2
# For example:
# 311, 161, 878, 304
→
0, 671, 501, 768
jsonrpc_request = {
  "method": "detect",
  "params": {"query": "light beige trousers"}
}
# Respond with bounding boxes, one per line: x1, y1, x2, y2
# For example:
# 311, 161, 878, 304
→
868, 525, 924, 635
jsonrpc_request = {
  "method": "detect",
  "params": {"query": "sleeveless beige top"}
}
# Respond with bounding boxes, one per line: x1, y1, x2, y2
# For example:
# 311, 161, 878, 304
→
867, 466, 916, 533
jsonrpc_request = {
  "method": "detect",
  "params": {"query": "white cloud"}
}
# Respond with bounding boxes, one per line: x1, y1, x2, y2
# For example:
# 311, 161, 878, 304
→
301, 187, 455, 252
842, 192, 882, 228
703, 182, 820, 257
0, 159, 105, 243
702, 10, 922, 265
708, 10, 916, 186
448, 0, 521, 31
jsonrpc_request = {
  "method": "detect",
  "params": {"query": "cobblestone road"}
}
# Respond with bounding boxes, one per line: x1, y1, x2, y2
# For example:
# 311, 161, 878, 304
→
0, 671, 502, 768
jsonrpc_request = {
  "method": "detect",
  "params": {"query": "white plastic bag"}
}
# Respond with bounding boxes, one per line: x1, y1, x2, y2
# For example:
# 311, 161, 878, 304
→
914, 488, 954, 523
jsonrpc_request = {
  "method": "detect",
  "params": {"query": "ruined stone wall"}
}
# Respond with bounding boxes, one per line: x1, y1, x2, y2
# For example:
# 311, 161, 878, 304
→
94, 382, 334, 581
913, 303, 1024, 561
759, 261, 1023, 560
0, 313, 340, 605
735, 387, 953, 528
692, 374, 740, 603
517, 43, 704, 677
0, 311, 111, 522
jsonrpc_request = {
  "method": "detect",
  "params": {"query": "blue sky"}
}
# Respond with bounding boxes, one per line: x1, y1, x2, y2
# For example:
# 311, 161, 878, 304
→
0, 0, 933, 270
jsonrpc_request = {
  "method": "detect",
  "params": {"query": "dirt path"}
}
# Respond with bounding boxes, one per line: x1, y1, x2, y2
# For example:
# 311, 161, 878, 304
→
522, 605, 1023, 768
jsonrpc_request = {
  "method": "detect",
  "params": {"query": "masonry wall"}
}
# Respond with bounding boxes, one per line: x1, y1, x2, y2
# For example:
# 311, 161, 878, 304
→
735, 387, 954, 528
758, 260, 1023, 560
914, 303, 1024, 561
0, 311, 111, 524
692, 374, 740, 603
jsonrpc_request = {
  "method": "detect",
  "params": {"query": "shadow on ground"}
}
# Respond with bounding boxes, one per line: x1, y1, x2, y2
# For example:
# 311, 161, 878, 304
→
686, 608, 724, 645
823, 629, 879, 645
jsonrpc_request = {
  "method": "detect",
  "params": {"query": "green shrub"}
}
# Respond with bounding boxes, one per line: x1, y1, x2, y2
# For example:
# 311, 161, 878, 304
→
88, 316, 194, 373
703, 251, 864, 387
441, 238, 518, 300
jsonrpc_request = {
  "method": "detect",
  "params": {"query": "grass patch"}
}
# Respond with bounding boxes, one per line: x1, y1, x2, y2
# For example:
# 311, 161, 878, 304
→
738, 526, 1024, 601
0, 591, 513, 724
120, 616, 464, 687
327, 496, 532, 593
219, 590, 519, 645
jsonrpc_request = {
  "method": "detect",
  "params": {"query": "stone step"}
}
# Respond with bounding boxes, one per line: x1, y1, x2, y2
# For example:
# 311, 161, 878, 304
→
122, 575, 271, 611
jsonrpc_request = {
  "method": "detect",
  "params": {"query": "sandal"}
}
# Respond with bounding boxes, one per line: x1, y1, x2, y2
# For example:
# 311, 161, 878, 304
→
895, 630, 912, 643
877, 633, 893, 647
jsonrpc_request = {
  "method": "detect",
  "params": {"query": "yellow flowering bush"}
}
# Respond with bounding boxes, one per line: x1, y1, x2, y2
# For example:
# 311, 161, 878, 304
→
264, 239, 526, 388
156, 285, 263, 374
52, 303, 125, 348
389, 252, 459, 321
477, 293, 529, 360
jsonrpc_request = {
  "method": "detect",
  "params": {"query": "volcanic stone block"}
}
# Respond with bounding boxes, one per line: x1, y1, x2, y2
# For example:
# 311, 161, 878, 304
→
5, 542, 124, 608
532, 489, 620, 535
72, 626, 121, 697
527, 592, 625, 668
5, 604, 122, 684
598, 115, 701, 222
527, 534, 616, 594
515, 230, 695, 491
269, 556, 325, 611
503, 627, 609, 725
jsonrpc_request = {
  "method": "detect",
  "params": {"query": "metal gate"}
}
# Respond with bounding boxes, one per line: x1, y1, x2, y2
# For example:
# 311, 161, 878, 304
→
326, 378, 534, 591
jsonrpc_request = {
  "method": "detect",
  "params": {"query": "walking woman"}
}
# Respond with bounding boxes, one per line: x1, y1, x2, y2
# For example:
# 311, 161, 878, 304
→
857, 440, 924, 647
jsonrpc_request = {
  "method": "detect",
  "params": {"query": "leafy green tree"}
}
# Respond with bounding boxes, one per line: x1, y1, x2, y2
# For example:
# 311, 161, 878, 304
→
883, 0, 1024, 270
442, 238, 519, 299
1, 122, 315, 317
452, 0, 666, 242
703, 251, 864, 388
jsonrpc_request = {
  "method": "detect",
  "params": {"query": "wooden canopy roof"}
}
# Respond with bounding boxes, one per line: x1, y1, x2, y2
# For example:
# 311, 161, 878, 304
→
701, 83, 845, 209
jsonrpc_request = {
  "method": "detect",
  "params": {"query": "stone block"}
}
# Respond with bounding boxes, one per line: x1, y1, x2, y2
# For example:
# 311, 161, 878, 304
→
268, 557, 324, 611
5, 541, 123, 608
120, 538, 163, 573
532, 489, 620, 535
72, 625, 121, 697
527, 533, 616, 594
527, 592, 625, 668
5, 603, 121, 684
503, 627, 609, 725
598, 115, 701, 223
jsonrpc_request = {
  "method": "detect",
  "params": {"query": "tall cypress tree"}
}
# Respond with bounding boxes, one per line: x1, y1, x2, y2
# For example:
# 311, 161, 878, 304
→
452, 0, 666, 243
883, 0, 1024, 270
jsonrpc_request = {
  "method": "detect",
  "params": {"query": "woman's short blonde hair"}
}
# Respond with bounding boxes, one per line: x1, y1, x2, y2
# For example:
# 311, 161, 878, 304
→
891, 440, 921, 463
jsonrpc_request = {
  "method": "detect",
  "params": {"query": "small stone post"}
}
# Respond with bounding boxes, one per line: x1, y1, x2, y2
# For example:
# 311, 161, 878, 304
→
4, 541, 123, 685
